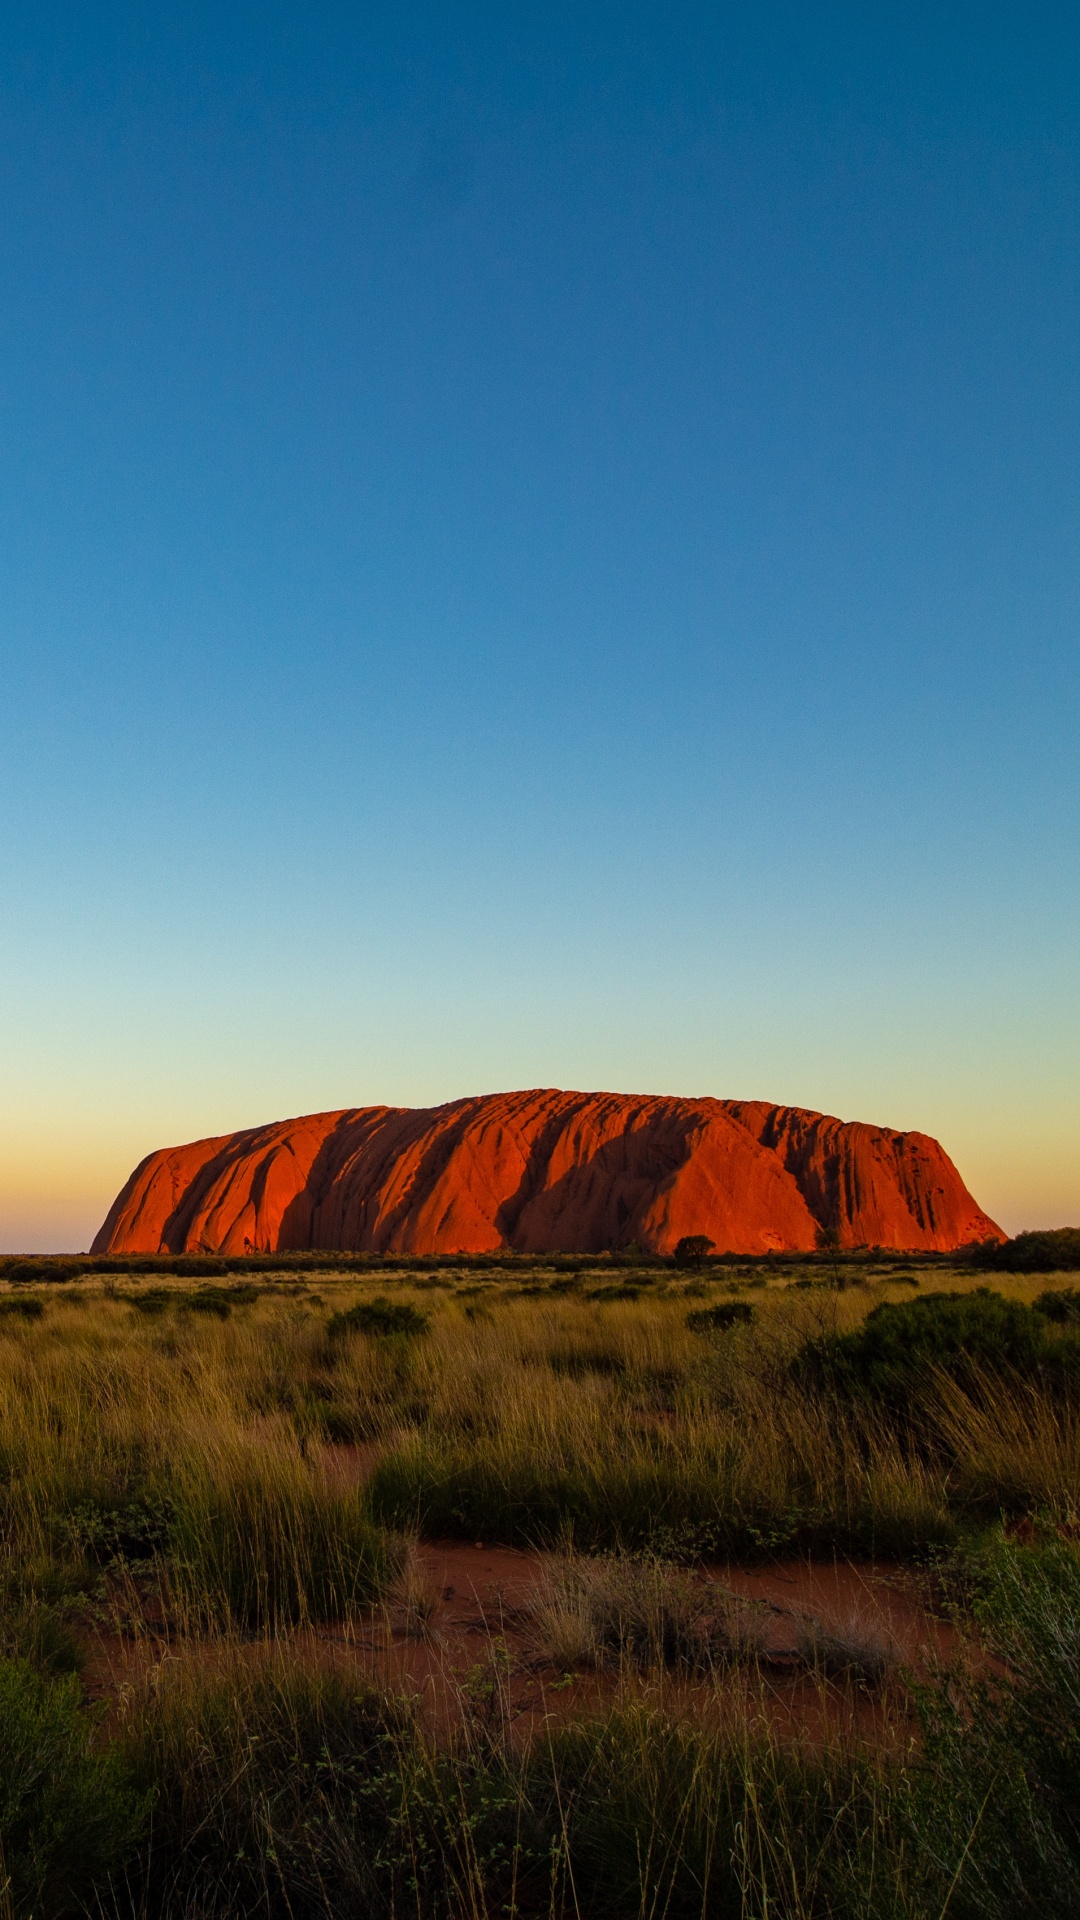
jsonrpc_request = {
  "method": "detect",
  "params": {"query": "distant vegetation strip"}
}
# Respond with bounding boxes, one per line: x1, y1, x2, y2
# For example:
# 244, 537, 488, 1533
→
5, 1229, 1074, 1286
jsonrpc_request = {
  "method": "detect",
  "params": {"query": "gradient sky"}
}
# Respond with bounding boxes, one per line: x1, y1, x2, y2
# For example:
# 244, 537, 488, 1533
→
1, 3, 1077, 1250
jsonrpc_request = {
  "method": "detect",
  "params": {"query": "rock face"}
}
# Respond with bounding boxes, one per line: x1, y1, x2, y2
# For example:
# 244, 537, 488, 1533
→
93, 1090, 1003, 1257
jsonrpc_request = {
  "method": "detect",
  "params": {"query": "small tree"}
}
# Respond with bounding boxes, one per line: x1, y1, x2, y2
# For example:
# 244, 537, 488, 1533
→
673, 1235, 715, 1267
815, 1224, 846, 1289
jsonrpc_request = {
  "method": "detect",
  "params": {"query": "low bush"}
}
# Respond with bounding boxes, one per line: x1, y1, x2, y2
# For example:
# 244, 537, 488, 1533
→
183, 1286, 233, 1318
53, 1488, 175, 1569
975, 1228, 1080, 1273
0, 1296, 45, 1321
1036, 1287, 1080, 1324
125, 1283, 261, 1317
673, 1235, 715, 1266
795, 1290, 1078, 1413
686, 1301, 754, 1334
327, 1296, 430, 1340
126, 1288, 172, 1314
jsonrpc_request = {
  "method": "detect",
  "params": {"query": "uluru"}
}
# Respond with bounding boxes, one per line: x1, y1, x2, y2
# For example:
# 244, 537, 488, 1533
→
92, 1089, 1003, 1257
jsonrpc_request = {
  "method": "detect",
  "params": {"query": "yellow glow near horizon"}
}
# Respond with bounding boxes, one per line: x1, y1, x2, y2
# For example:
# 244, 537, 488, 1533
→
2, 1095, 1075, 1254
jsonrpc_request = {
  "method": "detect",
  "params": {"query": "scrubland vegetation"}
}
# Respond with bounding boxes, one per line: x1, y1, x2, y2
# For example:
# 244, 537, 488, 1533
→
1, 1254, 1080, 1915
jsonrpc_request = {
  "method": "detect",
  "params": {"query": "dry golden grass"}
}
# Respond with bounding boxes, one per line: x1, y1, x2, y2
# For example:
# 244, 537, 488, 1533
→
0, 1267, 1078, 1916
0, 1269, 1075, 1594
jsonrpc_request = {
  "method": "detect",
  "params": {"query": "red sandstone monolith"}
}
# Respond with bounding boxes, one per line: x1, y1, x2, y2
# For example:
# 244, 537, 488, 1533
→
92, 1089, 1002, 1257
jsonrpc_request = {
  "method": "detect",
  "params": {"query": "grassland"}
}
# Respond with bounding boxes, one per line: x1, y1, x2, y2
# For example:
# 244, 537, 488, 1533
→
1, 1252, 1079, 1916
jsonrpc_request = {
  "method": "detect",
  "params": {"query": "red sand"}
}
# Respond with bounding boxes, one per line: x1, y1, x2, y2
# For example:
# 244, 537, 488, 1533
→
86, 1542, 969, 1750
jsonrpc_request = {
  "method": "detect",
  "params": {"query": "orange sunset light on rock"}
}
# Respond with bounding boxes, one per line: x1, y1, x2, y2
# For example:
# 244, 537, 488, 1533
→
94, 1088, 1002, 1259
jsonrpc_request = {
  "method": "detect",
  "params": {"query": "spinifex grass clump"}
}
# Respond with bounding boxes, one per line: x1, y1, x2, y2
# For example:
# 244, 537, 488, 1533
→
168, 1430, 392, 1631
527, 1551, 768, 1672
795, 1616, 896, 1688
534, 1700, 890, 1920
367, 1392, 958, 1560
0, 1338, 172, 1584
0, 1301, 397, 1636
932, 1373, 1080, 1525
366, 1295, 960, 1558
887, 1538, 1080, 1920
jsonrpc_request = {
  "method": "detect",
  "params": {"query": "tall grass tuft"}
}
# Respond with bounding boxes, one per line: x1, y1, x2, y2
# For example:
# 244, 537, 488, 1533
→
167, 1428, 392, 1630
883, 1538, 1080, 1920
535, 1699, 891, 1919
0, 1658, 147, 1918
115, 1643, 534, 1920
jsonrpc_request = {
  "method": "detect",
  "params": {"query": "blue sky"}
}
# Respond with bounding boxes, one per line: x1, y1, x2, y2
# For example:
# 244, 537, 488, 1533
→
1, 3, 1077, 1248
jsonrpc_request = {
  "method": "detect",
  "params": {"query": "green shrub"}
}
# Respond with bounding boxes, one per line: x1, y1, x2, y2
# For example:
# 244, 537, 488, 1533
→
1036, 1287, 1080, 1324
0, 1296, 45, 1320
795, 1290, 1070, 1411
3, 1259, 72, 1285
127, 1288, 175, 1314
53, 1489, 174, 1569
127, 1284, 260, 1317
686, 1301, 754, 1334
0, 1658, 146, 1917
327, 1297, 430, 1340
183, 1287, 232, 1318
0, 1594, 83, 1677
976, 1229, 1080, 1273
